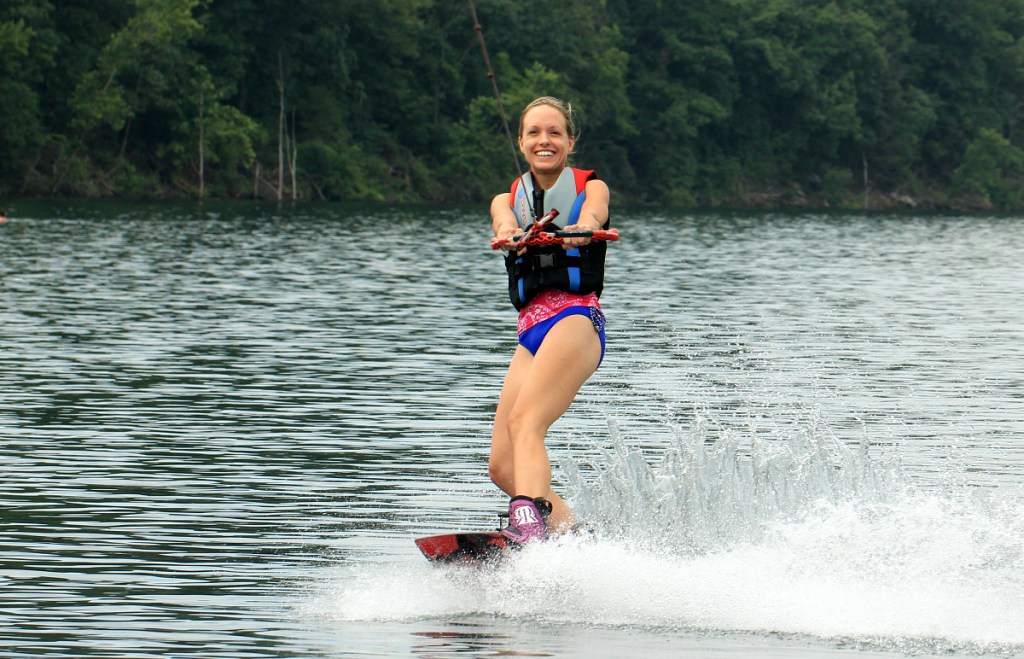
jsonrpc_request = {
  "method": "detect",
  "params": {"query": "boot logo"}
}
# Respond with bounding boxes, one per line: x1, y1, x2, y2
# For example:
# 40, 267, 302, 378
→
513, 505, 539, 526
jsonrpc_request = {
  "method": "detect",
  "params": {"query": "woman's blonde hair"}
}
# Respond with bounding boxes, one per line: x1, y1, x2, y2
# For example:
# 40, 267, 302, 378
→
518, 96, 575, 139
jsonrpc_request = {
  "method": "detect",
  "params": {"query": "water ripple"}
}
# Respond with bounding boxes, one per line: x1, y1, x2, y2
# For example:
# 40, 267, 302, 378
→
2, 204, 1024, 656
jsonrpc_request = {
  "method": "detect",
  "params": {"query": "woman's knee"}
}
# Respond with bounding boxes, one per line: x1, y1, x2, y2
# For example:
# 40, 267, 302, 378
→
488, 459, 513, 493
505, 406, 547, 444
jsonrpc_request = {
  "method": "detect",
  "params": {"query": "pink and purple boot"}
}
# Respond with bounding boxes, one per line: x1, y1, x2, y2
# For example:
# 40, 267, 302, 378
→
500, 496, 550, 544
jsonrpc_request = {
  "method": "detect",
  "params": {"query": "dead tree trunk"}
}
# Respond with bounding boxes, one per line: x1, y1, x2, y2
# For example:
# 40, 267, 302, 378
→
277, 51, 286, 201
198, 87, 205, 200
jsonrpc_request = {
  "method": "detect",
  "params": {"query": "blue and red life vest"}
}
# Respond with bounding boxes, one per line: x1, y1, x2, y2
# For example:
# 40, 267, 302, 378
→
504, 167, 609, 310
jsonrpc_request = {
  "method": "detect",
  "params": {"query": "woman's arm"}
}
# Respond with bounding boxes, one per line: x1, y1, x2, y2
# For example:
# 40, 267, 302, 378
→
490, 193, 521, 248
562, 179, 609, 247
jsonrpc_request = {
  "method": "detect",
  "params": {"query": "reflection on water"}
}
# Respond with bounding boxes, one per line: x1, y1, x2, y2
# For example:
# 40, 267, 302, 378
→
2, 202, 1023, 657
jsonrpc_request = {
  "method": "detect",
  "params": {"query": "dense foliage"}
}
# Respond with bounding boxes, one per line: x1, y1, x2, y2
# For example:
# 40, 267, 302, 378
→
2, 0, 1023, 208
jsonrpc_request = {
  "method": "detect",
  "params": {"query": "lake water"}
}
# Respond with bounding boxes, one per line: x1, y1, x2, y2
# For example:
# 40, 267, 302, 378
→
2, 201, 1023, 658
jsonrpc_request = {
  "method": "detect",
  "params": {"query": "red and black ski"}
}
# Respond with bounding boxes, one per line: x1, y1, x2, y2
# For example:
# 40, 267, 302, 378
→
414, 532, 509, 564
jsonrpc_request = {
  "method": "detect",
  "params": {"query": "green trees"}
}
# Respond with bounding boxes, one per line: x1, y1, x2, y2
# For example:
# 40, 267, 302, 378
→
0, 0, 1022, 208
65, 0, 205, 194
0, 0, 59, 189
953, 128, 1024, 207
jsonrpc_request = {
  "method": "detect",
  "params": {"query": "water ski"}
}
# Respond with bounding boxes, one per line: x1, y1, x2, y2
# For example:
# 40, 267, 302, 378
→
414, 532, 510, 564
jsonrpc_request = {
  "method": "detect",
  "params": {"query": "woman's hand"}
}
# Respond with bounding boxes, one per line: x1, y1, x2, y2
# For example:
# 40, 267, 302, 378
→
561, 179, 610, 249
560, 223, 594, 248
491, 193, 522, 251
494, 225, 523, 252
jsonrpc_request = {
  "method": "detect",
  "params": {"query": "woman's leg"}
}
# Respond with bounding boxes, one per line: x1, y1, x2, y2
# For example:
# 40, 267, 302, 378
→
489, 345, 532, 496
493, 314, 602, 530
491, 346, 576, 522
492, 346, 580, 529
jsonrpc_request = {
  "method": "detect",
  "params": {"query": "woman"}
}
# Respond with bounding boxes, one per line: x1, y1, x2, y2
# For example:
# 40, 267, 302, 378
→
489, 96, 611, 543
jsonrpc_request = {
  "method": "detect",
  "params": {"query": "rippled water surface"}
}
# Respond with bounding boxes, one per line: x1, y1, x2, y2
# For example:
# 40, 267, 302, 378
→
2, 202, 1023, 658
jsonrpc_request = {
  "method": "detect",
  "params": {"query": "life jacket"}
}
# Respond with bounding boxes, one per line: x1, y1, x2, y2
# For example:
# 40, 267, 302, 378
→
504, 167, 608, 310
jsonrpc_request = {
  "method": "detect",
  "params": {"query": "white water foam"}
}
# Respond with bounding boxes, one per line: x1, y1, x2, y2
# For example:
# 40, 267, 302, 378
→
309, 419, 1024, 655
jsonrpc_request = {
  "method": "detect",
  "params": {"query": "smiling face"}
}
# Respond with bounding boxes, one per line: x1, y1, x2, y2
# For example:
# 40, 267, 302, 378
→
518, 102, 575, 180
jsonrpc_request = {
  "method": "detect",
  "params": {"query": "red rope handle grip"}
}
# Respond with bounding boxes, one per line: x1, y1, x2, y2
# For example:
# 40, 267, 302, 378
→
491, 228, 619, 250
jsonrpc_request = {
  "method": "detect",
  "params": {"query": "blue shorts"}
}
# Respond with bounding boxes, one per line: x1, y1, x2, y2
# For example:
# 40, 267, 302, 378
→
518, 306, 606, 364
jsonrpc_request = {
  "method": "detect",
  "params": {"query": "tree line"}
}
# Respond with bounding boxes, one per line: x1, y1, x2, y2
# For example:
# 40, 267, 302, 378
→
2, 0, 1023, 209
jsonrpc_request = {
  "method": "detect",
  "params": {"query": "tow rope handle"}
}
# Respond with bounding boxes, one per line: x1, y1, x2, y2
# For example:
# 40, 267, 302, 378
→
490, 229, 620, 249
490, 209, 620, 250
